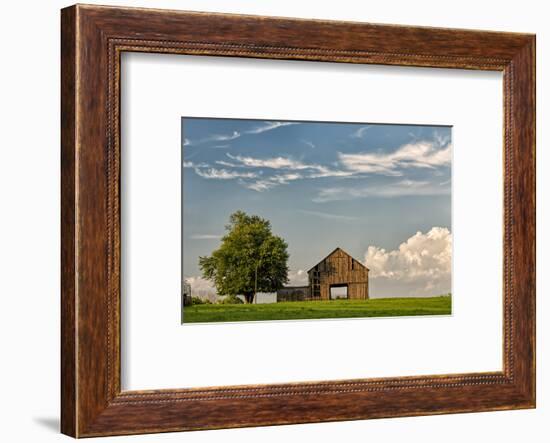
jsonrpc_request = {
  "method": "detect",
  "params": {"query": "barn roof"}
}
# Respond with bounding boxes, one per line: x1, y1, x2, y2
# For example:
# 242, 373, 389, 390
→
307, 247, 369, 272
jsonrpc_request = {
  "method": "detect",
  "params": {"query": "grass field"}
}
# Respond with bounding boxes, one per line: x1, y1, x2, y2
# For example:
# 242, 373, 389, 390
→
182, 295, 452, 323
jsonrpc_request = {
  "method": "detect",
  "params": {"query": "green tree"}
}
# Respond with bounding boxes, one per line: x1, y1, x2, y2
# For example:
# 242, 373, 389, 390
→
199, 211, 289, 303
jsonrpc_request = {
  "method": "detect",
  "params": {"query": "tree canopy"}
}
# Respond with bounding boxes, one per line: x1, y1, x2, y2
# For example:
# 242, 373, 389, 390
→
199, 211, 289, 303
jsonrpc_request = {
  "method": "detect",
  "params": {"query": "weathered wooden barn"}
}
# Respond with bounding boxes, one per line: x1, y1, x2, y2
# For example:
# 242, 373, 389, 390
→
277, 248, 369, 301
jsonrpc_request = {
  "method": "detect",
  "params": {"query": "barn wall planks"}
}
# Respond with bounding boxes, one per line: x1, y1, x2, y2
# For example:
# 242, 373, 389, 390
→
309, 248, 369, 300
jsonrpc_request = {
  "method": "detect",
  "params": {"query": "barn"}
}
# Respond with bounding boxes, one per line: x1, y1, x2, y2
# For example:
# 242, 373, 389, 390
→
277, 248, 369, 302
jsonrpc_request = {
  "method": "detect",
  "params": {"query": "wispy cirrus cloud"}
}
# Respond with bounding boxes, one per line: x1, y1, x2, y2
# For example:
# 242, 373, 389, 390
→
299, 209, 357, 221
226, 154, 352, 178
184, 160, 258, 180
215, 160, 238, 167
339, 140, 451, 175
194, 168, 258, 180
185, 128, 451, 194
184, 131, 241, 146
207, 131, 241, 143
246, 121, 298, 134
225, 153, 355, 191
241, 173, 304, 192
226, 153, 323, 171
313, 179, 450, 202
183, 161, 208, 168
184, 121, 299, 146
351, 125, 372, 138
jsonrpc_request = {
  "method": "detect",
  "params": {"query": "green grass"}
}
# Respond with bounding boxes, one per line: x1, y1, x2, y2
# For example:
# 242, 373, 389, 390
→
182, 295, 452, 323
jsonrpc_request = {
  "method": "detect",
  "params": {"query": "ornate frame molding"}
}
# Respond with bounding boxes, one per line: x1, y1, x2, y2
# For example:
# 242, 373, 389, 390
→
61, 4, 535, 437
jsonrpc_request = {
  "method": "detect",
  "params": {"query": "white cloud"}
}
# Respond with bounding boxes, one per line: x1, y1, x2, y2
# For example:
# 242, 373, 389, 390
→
308, 169, 354, 179
190, 234, 222, 240
245, 121, 298, 134
227, 153, 321, 171
339, 140, 451, 175
215, 160, 238, 167
364, 227, 452, 297
222, 138, 450, 193
210, 131, 241, 142
299, 209, 357, 221
351, 125, 371, 138
186, 136, 450, 194
185, 161, 259, 181
183, 160, 208, 168
185, 276, 216, 296
194, 168, 258, 180
301, 140, 315, 148
243, 180, 278, 192
313, 179, 450, 202
226, 153, 353, 190
186, 130, 241, 146
184, 121, 298, 146
242, 173, 304, 192
287, 269, 309, 286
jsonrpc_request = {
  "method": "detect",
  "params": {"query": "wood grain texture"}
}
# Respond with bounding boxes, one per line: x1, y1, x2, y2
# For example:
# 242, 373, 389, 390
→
60, 4, 536, 437
60, 5, 76, 437
309, 248, 369, 300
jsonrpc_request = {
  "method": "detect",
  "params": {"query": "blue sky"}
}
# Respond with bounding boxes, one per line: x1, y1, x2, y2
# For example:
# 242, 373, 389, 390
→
182, 118, 452, 298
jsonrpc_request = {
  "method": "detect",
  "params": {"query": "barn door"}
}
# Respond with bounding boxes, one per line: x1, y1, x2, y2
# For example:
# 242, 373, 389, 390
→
330, 284, 348, 300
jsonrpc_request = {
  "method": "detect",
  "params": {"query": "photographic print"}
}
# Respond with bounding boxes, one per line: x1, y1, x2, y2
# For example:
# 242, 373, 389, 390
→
182, 118, 452, 323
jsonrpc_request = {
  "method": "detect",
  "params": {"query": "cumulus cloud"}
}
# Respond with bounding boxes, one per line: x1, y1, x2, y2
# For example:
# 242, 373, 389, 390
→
184, 228, 450, 299
185, 276, 216, 296
364, 227, 452, 297
287, 269, 309, 286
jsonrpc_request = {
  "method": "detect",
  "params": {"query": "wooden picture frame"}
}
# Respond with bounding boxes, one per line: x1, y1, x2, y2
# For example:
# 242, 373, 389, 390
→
61, 4, 535, 437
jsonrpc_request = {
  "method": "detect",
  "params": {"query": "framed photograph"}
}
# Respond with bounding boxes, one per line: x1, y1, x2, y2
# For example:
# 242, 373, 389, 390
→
61, 4, 535, 437
180, 117, 453, 323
